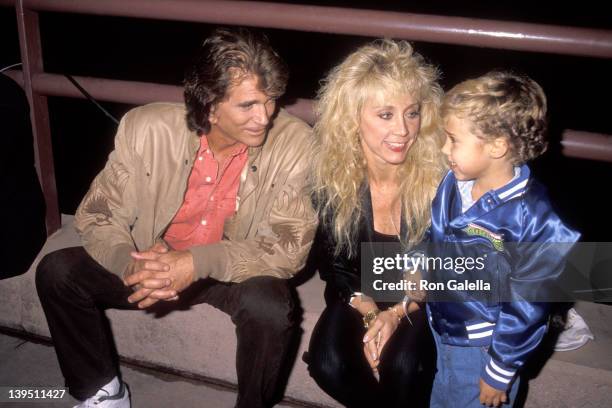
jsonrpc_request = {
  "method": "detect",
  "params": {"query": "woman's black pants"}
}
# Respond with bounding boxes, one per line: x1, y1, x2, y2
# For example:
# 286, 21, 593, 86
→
36, 246, 298, 408
307, 300, 435, 408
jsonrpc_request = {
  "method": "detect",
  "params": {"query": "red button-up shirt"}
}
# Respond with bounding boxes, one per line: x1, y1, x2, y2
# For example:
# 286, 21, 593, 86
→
163, 137, 248, 250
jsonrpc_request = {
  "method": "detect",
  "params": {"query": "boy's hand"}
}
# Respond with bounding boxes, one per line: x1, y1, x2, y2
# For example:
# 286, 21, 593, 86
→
479, 378, 507, 407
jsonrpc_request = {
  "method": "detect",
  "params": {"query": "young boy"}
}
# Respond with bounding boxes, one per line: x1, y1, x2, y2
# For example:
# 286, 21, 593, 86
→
426, 71, 580, 407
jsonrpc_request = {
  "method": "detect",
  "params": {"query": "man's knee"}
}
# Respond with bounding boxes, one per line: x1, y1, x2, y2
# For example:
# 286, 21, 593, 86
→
35, 247, 85, 297
233, 276, 297, 332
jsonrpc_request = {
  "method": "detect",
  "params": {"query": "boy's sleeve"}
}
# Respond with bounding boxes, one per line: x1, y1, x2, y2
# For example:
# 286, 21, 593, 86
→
482, 301, 549, 390
482, 205, 580, 390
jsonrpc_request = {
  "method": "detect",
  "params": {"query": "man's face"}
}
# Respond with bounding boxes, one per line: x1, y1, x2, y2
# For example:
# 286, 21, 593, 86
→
208, 75, 276, 149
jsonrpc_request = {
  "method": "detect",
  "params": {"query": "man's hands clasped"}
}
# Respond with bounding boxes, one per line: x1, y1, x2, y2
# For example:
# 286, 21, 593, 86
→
123, 242, 196, 309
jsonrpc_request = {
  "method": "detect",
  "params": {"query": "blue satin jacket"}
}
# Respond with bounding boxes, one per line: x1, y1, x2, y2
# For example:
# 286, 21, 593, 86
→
427, 165, 579, 390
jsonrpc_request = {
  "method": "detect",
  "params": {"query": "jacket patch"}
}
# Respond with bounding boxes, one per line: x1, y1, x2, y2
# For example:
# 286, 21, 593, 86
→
463, 223, 504, 251
272, 223, 299, 253
108, 161, 130, 193
83, 193, 113, 226
255, 236, 275, 255
273, 185, 305, 218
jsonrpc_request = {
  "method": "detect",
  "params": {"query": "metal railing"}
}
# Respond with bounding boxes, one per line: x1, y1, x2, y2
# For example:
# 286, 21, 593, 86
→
2, 0, 611, 234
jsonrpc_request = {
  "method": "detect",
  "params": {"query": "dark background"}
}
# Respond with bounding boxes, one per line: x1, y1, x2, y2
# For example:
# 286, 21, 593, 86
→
1, 0, 611, 241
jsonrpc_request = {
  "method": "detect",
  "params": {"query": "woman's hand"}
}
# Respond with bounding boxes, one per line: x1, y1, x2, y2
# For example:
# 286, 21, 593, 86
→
362, 309, 401, 369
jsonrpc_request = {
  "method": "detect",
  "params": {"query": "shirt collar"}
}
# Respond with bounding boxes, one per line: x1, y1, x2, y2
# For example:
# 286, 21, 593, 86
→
200, 136, 248, 157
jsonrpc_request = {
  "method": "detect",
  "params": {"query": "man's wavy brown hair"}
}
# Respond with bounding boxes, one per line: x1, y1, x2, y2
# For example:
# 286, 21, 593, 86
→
184, 27, 288, 135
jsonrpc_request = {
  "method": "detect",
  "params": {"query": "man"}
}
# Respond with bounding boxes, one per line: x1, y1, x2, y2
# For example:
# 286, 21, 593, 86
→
36, 28, 317, 408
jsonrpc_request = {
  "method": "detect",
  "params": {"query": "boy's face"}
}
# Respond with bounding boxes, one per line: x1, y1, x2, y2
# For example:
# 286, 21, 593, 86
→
441, 114, 493, 181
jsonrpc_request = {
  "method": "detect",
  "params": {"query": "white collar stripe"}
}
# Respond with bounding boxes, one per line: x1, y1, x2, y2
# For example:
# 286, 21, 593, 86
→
498, 178, 528, 199
505, 191, 526, 201
467, 330, 494, 339
466, 321, 496, 331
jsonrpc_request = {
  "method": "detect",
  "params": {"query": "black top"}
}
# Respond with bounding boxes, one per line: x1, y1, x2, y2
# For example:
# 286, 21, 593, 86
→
311, 185, 407, 305
372, 229, 400, 243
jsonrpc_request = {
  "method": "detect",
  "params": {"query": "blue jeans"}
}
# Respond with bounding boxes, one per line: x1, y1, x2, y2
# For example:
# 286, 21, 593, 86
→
429, 318, 520, 408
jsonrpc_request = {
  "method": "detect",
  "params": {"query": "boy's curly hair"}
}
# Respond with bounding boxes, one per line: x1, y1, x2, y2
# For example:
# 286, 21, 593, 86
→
442, 71, 548, 164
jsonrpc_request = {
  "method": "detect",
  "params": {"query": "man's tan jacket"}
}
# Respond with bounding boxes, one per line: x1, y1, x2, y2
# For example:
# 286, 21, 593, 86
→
74, 103, 317, 282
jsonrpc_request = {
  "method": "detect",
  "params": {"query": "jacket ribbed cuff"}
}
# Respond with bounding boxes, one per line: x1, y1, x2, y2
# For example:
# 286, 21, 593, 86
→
189, 242, 229, 281
107, 243, 136, 277
481, 356, 517, 390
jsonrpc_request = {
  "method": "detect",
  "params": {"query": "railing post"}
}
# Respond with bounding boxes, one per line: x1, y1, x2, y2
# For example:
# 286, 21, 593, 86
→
16, 0, 60, 235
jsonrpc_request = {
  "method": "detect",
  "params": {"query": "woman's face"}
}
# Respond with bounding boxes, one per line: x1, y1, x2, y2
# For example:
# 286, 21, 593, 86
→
359, 93, 421, 168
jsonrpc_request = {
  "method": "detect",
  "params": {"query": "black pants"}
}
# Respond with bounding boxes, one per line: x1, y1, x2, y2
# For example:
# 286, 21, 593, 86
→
36, 247, 298, 408
307, 300, 435, 408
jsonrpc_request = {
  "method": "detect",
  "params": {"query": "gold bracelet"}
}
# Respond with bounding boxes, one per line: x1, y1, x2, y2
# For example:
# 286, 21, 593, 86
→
363, 309, 380, 329
387, 305, 403, 323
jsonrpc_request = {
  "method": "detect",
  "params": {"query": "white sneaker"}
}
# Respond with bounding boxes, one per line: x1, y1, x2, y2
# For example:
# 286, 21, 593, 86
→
73, 381, 130, 408
554, 308, 595, 351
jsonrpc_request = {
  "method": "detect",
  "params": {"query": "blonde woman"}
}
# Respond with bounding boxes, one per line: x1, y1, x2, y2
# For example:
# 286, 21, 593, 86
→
307, 40, 446, 407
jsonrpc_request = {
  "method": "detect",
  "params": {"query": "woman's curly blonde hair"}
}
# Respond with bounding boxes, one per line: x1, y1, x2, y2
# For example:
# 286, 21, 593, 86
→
442, 71, 548, 164
313, 39, 446, 257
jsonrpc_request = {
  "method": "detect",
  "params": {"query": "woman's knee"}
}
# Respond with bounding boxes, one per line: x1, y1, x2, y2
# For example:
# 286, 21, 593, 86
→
308, 330, 379, 407
378, 322, 424, 381
378, 347, 420, 382
307, 343, 349, 390
307, 305, 361, 386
